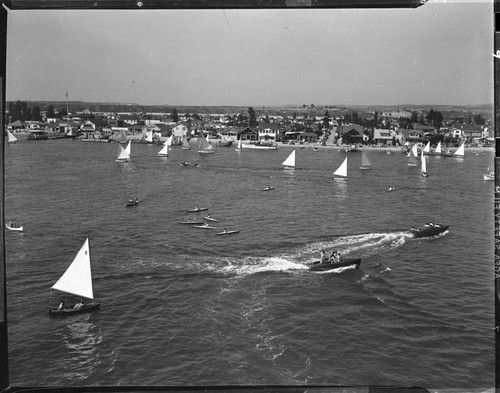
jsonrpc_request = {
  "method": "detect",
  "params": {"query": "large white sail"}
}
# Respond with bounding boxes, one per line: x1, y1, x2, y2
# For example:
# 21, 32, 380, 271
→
125, 140, 132, 156
333, 156, 348, 178
282, 149, 296, 168
435, 141, 442, 154
198, 134, 214, 154
52, 238, 94, 299
7, 130, 17, 143
421, 150, 427, 175
157, 144, 169, 156
116, 144, 130, 162
360, 151, 371, 169
423, 141, 430, 154
454, 142, 465, 157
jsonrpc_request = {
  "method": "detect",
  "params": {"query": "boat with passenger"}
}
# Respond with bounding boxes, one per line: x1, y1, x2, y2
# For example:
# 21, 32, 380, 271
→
310, 258, 361, 271
409, 222, 449, 238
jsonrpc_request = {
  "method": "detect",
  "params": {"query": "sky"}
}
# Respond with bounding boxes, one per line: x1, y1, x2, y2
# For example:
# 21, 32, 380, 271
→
5, 0, 494, 107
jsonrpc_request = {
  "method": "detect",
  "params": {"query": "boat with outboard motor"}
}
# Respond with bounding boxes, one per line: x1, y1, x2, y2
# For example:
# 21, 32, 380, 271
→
310, 258, 361, 271
409, 222, 449, 238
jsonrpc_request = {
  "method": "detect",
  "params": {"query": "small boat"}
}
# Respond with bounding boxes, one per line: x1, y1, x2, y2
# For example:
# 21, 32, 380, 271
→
7, 130, 18, 143
241, 141, 278, 150
453, 142, 465, 158
333, 156, 348, 179
484, 168, 494, 181
309, 258, 361, 271
187, 206, 209, 213
181, 161, 198, 167
116, 143, 130, 163
125, 140, 132, 155
215, 229, 240, 236
126, 199, 139, 207
177, 219, 205, 225
218, 138, 233, 147
235, 138, 243, 152
5, 222, 23, 231
422, 141, 431, 155
263, 185, 274, 191
407, 144, 418, 166
359, 151, 372, 170
48, 237, 100, 317
387, 187, 396, 192
409, 223, 449, 239
281, 149, 296, 169
420, 150, 428, 177
198, 134, 215, 154
192, 223, 216, 229
434, 141, 442, 155
203, 215, 219, 222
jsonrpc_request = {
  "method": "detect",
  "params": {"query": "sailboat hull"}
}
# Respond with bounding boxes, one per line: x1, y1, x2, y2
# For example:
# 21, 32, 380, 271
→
49, 302, 100, 317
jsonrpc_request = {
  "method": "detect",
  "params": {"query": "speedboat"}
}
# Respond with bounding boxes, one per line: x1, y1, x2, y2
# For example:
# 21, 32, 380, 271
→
309, 258, 361, 271
409, 223, 449, 238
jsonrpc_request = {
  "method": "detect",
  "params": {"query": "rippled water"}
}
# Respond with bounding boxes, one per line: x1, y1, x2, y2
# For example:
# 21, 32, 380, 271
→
4, 139, 495, 390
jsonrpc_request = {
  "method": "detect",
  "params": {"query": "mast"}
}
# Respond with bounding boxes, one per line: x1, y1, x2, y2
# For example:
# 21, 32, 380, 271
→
66, 90, 70, 136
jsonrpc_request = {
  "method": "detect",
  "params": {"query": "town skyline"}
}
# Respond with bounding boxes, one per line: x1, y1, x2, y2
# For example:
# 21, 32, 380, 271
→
5, 0, 493, 107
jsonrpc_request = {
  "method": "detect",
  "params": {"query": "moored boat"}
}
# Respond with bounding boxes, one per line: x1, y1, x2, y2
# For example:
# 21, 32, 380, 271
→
409, 223, 449, 238
5, 222, 23, 232
241, 141, 278, 150
309, 258, 361, 271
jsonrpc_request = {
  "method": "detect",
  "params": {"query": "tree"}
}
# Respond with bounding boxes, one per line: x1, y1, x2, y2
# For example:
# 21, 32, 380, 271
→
322, 111, 331, 130
171, 108, 179, 123
248, 107, 257, 127
47, 105, 55, 119
474, 113, 485, 125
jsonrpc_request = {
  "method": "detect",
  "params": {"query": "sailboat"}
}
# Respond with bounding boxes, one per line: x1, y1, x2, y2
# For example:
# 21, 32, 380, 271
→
422, 141, 431, 155
48, 237, 100, 317
421, 150, 428, 177
144, 130, 153, 144
116, 144, 130, 162
282, 149, 296, 169
165, 135, 173, 146
7, 130, 17, 144
235, 138, 242, 152
125, 140, 132, 156
407, 145, 418, 166
333, 156, 348, 179
434, 141, 442, 155
198, 134, 214, 154
157, 143, 169, 157
181, 135, 191, 150
453, 142, 465, 158
359, 151, 372, 170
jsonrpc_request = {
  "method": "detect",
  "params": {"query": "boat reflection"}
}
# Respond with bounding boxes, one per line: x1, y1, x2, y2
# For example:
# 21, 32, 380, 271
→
57, 316, 102, 381
333, 178, 347, 201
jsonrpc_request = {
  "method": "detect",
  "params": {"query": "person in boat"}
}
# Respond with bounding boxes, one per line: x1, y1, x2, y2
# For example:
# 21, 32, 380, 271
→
222, 227, 227, 234
320, 249, 328, 264
135, 197, 139, 202
57, 301, 65, 310
129, 197, 133, 203
73, 299, 84, 310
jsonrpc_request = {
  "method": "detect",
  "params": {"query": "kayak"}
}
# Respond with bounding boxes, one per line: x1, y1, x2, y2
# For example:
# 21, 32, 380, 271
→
409, 223, 449, 239
309, 258, 361, 271
177, 220, 205, 225
215, 230, 239, 236
263, 186, 274, 191
203, 216, 219, 222
186, 207, 209, 213
192, 224, 216, 229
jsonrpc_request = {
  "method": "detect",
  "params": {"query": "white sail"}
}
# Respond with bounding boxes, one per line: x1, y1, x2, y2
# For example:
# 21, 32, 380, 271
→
164, 135, 173, 146
282, 149, 296, 168
7, 130, 17, 143
157, 144, 169, 156
454, 142, 465, 157
412, 144, 419, 158
116, 144, 130, 161
435, 141, 442, 154
52, 238, 94, 299
333, 156, 348, 178
360, 151, 371, 169
235, 138, 242, 152
125, 140, 132, 155
145, 130, 153, 143
421, 150, 427, 175
423, 141, 430, 154
198, 134, 214, 153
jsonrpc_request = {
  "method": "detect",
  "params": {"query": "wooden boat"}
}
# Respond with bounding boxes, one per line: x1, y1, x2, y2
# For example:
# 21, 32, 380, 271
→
187, 206, 208, 213
420, 150, 428, 177
116, 143, 130, 163
359, 151, 372, 170
409, 223, 449, 238
333, 156, 348, 179
48, 237, 100, 317
7, 130, 18, 143
241, 141, 278, 150
177, 220, 205, 225
5, 222, 23, 232
198, 134, 215, 154
309, 258, 361, 271
215, 229, 240, 236
281, 149, 296, 169
181, 161, 198, 167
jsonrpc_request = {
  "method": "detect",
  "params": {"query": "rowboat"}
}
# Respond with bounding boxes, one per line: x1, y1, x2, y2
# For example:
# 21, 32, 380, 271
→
5, 222, 23, 232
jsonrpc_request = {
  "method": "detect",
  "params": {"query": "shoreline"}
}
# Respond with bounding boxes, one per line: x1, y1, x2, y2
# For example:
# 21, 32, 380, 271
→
274, 142, 494, 152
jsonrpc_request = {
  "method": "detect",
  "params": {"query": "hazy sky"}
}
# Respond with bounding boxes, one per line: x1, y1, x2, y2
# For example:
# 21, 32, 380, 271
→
5, 0, 493, 106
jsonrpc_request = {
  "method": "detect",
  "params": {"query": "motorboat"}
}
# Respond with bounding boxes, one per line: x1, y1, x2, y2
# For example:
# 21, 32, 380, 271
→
409, 223, 449, 238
